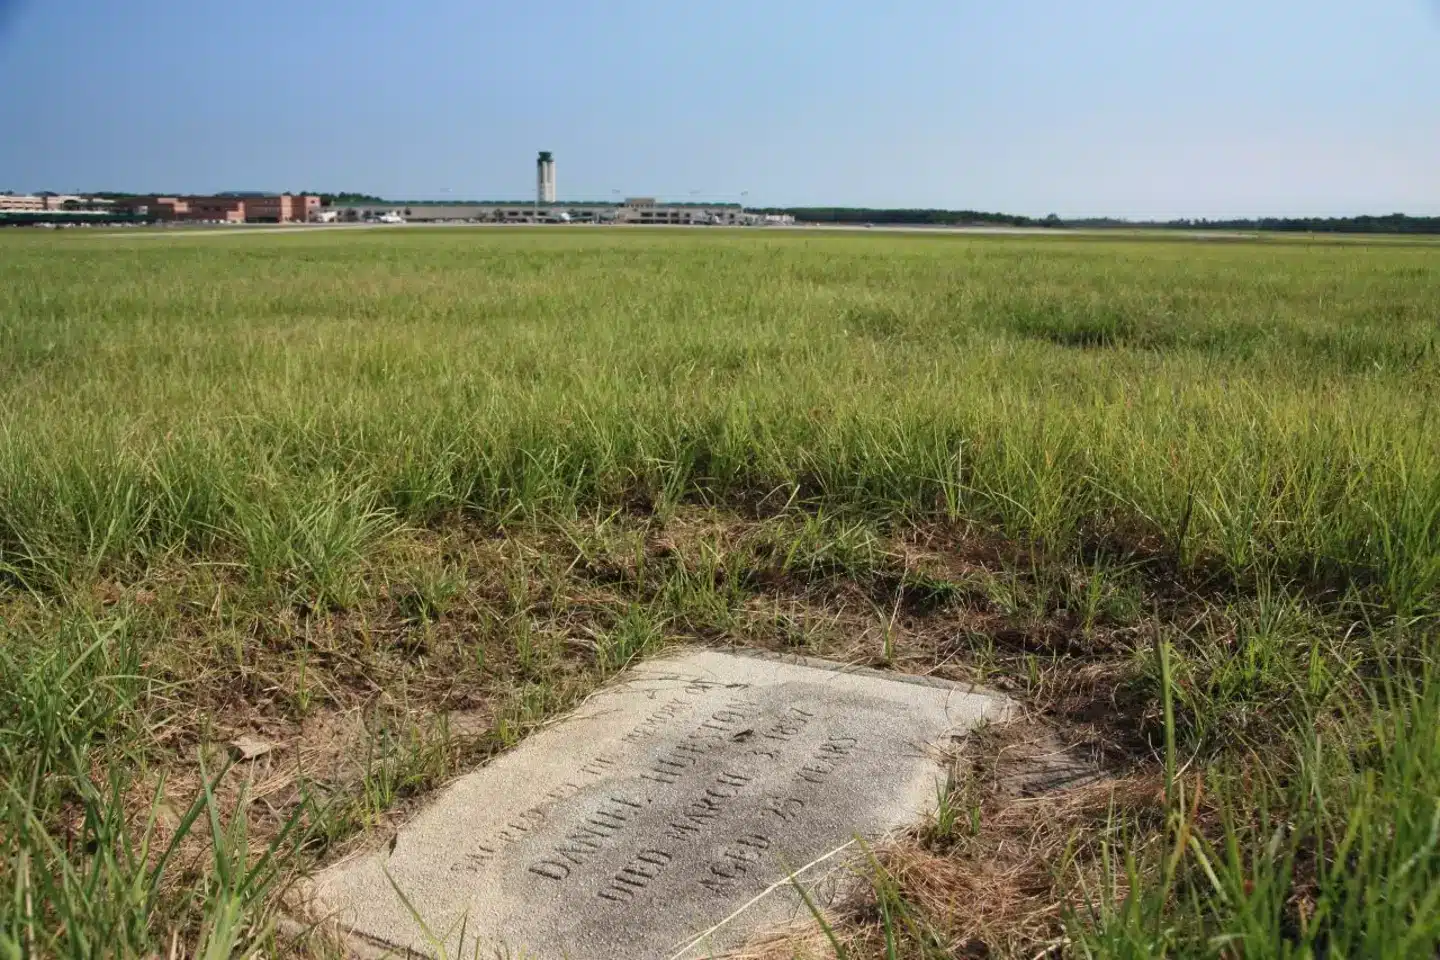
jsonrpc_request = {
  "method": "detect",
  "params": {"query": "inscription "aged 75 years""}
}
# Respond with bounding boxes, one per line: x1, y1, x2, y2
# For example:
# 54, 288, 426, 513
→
311, 649, 1007, 960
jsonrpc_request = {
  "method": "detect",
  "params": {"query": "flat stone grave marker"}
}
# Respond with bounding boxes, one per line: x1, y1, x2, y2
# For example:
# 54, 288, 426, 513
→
309, 649, 1008, 959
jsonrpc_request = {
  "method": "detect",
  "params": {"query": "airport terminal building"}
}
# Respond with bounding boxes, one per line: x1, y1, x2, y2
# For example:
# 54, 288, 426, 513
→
327, 197, 787, 226
329, 152, 793, 225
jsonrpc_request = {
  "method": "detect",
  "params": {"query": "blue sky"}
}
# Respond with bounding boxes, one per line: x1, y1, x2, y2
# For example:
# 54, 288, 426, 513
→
1, 0, 1436, 217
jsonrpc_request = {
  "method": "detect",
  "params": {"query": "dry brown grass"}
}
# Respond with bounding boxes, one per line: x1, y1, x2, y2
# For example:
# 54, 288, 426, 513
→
731, 714, 1163, 960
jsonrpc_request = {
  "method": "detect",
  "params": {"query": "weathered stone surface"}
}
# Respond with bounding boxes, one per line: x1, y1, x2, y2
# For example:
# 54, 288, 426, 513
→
309, 649, 1008, 959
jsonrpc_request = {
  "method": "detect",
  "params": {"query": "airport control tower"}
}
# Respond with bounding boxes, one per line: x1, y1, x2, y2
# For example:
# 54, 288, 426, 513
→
536, 151, 556, 204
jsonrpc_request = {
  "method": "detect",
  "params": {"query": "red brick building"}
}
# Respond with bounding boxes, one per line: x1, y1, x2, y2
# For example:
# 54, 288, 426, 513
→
115, 194, 319, 223
241, 194, 320, 223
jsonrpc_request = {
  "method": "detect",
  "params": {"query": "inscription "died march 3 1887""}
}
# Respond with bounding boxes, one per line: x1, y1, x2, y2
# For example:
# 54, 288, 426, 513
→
310, 650, 1007, 960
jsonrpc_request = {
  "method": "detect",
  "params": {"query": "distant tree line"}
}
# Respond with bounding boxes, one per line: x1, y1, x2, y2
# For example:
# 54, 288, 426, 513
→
756, 207, 1054, 227
310, 192, 387, 204
1148, 214, 1440, 234
764, 208, 1440, 234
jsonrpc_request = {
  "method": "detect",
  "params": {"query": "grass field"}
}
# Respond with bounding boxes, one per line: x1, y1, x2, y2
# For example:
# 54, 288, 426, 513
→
2, 226, 1439, 957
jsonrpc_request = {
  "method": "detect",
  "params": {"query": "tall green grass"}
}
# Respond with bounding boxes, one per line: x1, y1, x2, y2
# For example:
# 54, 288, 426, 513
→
1073, 633, 1440, 958
2, 230, 1437, 611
